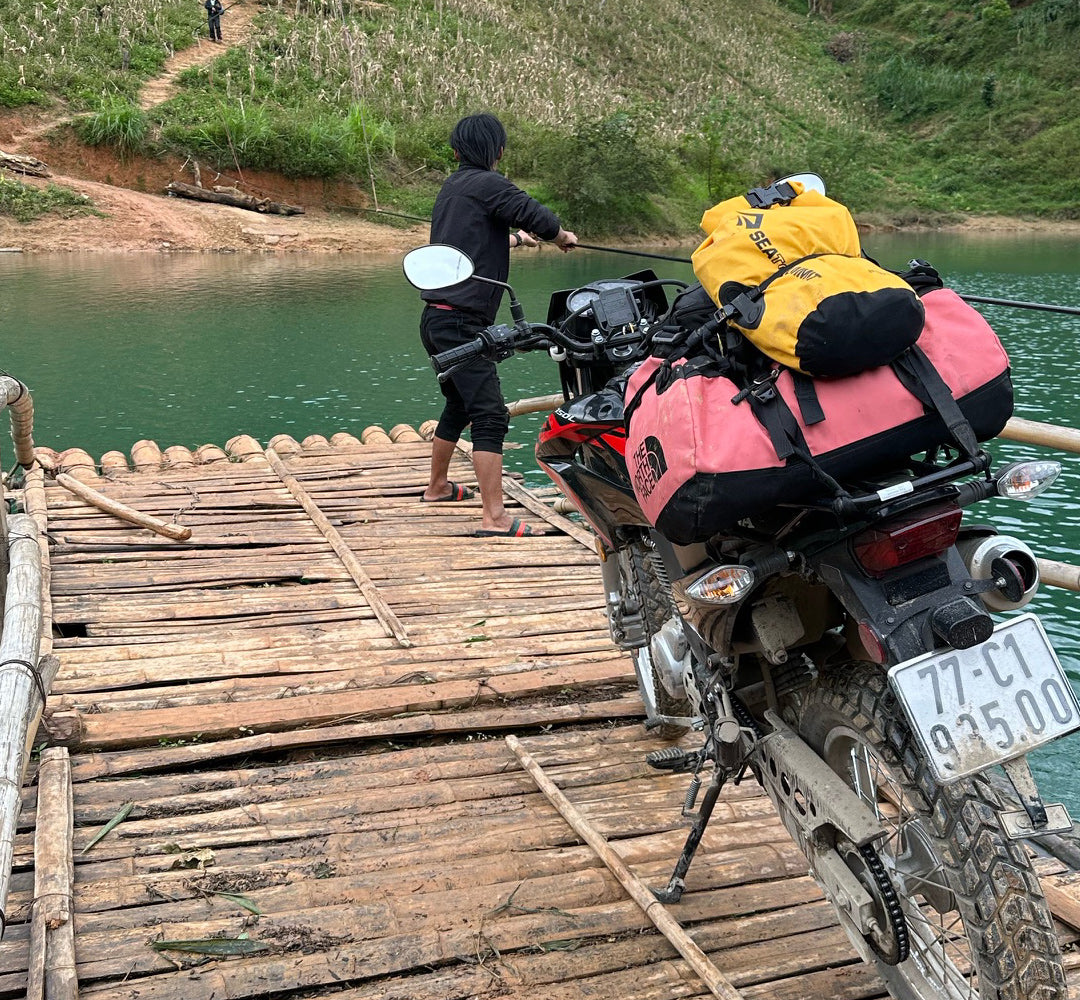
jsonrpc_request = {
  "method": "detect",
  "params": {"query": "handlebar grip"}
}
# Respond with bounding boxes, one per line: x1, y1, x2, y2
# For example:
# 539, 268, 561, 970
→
431, 337, 485, 374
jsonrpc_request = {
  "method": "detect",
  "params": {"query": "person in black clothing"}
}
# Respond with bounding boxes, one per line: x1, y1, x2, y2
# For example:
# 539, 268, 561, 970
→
205, 0, 223, 42
419, 113, 577, 536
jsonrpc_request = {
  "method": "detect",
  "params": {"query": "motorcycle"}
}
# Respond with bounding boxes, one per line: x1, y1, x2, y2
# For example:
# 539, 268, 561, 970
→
403, 191, 1077, 999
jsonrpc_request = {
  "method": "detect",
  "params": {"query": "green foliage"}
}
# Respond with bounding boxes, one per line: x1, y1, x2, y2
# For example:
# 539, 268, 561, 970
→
538, 112, 673, 234
0, 175, 100, 223
75, 96, 148, 155
158, 100, 396, 179
867, 53, 981, 120
2, 0, 1080, 230
0, 0, 203, 108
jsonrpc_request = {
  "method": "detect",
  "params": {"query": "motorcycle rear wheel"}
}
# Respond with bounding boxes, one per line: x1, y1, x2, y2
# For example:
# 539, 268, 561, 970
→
625, 541, 692, 741
796, 662, 1066, 1000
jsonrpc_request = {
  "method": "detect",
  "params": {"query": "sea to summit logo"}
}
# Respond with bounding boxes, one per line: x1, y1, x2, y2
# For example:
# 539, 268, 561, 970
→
632, 435, 668, 498
735, 211, 787, 267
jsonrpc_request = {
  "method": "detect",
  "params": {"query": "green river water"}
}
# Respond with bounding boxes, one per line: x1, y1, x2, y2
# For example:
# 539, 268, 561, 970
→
1, 232, 1078, 804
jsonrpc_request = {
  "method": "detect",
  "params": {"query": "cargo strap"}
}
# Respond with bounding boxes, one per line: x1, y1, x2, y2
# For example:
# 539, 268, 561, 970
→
741, 341, 981, 507
721, 253, 831, 331
743, 374, 850, 499
891, 345, 980, 458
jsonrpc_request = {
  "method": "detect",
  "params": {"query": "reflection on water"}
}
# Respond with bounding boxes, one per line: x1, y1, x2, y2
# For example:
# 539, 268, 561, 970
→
2, 235, 1079, 806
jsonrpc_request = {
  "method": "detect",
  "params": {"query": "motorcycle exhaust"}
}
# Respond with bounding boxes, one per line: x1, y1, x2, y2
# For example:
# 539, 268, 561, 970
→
958, 533, 1041, 611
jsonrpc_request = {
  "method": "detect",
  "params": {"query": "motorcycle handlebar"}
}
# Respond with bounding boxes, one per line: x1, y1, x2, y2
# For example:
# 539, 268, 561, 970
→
430, 321, 592, 379
431, 336, 486, 375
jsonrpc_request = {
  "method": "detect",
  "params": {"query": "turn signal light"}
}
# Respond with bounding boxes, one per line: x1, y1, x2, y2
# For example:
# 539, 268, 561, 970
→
853, 504, 962, 578
996, 460, 1060, 501
685, 565, 755, 605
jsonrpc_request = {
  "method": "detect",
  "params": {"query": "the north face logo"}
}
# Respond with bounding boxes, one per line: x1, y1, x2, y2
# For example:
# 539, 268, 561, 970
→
632, 435, 667, 498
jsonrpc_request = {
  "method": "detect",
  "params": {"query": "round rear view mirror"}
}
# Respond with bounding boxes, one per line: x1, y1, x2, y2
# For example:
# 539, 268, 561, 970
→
402, 244, 475, 290
777, 172, 826, 196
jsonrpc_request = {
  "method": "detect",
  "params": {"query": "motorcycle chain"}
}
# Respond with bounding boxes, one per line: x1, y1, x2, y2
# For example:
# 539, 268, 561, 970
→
858, 842, 910, 965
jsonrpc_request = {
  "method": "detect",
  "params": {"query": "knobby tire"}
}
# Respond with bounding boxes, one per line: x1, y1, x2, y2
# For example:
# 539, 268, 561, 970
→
795, 662, 1065, 1000
626, 541, 692, 741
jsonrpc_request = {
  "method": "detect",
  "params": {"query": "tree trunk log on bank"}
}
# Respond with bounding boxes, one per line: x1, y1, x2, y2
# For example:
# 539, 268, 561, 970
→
0, 151, 50, 177
164, 180, 304, 216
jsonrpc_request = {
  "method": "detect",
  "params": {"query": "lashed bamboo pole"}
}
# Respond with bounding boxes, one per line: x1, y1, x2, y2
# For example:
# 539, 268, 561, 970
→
0, 375, 36, 467
0, 514, 61, 926
505, 734, 745, 1000
264, 447, 411, 647
20, 467, 52, 656
506, 393, 565, 417
55, 473, 192, 541
0, 375, 35, 608
1001, 417, 1080, 454
26, 747, 77, 1000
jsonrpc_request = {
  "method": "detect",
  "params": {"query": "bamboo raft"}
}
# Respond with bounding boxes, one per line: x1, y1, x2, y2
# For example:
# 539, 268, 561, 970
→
3, 403, 1080, 999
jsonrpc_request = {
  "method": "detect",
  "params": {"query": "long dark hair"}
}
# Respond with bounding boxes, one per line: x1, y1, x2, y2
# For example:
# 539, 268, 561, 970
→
450, 113, 506, 169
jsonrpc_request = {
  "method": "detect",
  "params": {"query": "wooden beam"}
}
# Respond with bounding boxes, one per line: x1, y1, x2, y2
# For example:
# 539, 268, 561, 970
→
26, 747, 77, 1000
55, 473, 192, 541
506, 734, 747, 1000
67, 695, 643, 781
264, 446, 411, 647
1002, 417, 1080, 455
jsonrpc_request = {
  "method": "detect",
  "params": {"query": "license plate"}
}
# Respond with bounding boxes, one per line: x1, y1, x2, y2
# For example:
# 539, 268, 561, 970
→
888, 613, 1080, 784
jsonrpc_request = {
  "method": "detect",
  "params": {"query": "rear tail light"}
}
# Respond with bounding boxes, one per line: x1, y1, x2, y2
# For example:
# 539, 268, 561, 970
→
853, 504, 962, 578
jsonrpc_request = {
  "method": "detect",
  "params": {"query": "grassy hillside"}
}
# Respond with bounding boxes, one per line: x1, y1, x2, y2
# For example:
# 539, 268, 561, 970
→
2, 0, 1078, 233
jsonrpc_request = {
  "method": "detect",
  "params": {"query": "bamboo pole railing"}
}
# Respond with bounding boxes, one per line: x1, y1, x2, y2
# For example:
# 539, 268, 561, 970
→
0, 378, 64, 935
0, 375, 35, 609
0, 515, 61, 929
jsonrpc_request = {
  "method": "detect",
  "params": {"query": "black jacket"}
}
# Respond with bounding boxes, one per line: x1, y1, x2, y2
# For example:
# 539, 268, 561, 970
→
422, 164, 561, 323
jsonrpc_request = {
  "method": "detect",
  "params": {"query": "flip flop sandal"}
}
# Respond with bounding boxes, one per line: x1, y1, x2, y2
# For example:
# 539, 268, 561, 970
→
474, 517, 535, 538
422, 481, 476, 503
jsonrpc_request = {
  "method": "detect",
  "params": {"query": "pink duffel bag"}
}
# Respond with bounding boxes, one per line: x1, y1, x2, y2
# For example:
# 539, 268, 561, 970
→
624, 288, 1014, 545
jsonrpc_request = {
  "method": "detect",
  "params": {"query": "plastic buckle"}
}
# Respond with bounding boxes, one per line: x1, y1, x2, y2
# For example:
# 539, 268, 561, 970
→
744, 180, 798, 210
723, 291, 765, 329
731, 368, 780, 405
650, 328, 685, 348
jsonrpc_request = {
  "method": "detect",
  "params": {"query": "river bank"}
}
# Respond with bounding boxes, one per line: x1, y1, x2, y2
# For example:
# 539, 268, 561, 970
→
4, 140, 1080, 255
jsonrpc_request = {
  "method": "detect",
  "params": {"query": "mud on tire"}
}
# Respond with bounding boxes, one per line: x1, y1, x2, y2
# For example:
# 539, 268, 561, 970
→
627, 541, 692, 741
795, 662, 1066, 1000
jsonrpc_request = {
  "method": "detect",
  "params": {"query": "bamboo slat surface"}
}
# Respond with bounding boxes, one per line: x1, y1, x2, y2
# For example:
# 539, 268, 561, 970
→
9, 427, 1080, 999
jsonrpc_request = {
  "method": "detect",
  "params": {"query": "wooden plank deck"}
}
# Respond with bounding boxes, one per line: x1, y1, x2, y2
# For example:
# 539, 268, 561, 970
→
9, 429, 1080, 998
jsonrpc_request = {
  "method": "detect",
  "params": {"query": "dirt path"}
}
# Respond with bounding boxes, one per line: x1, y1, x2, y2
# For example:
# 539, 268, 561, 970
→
139, 2, 260, 110
0, 4, 434, 254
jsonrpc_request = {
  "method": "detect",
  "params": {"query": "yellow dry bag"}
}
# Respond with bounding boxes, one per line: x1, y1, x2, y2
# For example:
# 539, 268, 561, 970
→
691, 179, 924, 377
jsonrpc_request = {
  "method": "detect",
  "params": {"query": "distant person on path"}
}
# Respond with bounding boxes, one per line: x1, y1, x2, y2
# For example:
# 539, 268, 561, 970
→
205, 0, 224, 42
419, 112, 577, 537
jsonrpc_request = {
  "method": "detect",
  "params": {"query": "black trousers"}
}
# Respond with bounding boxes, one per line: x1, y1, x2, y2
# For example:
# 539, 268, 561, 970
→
420, 305, 509, 454
207, 14, 222, 39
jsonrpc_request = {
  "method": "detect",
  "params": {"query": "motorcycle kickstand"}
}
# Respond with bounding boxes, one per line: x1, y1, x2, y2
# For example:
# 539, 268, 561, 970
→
652, 766, 726, 904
